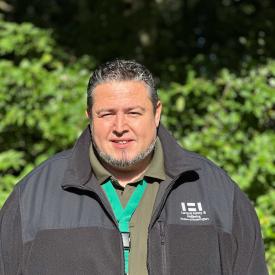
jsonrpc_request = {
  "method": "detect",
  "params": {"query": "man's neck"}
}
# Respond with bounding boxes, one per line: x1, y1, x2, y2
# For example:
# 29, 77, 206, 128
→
102, 154, 152, 187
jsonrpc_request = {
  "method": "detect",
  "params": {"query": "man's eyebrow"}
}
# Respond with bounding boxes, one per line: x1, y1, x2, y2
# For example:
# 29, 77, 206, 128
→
95, 108, 115, 114
125, 106, 146, 112
95, 106, 146, 113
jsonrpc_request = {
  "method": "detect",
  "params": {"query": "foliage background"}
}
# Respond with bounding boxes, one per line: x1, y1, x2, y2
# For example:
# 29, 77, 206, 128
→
0, 0, 274, 273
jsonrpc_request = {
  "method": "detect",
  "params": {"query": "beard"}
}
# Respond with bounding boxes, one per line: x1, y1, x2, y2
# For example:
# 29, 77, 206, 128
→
92, 136, 157, 169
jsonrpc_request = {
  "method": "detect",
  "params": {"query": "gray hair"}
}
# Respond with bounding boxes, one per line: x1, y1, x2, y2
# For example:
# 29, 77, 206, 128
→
86, 59, 158, 113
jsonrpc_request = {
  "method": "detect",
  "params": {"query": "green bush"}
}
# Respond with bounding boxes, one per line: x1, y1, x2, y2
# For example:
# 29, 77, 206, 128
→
0, 19, 274, 273
0, 19, 93, 205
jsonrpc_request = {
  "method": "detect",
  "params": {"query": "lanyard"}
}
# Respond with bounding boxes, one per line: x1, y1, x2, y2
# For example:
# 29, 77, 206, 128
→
102, 179, 147, 274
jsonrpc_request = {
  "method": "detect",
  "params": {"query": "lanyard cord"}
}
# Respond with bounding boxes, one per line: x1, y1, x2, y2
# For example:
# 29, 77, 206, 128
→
102, 179, 148, 274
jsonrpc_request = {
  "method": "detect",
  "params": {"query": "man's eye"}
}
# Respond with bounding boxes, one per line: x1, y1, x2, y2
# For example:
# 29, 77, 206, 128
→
129, 112, 141, 116
100, 113, 113, 117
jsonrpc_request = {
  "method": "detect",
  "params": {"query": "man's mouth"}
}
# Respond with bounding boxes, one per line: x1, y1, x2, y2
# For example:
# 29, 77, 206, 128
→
114, 140, 128, 144
111, 139, 133, 148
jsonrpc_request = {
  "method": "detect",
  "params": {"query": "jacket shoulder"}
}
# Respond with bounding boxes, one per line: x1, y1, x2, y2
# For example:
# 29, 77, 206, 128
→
18, 149, 73, 191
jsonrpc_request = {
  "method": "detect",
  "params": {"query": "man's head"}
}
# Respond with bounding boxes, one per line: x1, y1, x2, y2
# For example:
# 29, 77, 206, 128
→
87, 59, 159, 114
86, 59, 162, 172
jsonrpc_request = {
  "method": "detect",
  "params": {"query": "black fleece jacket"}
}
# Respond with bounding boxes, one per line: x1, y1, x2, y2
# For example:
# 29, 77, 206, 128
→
0, 125, 268, 275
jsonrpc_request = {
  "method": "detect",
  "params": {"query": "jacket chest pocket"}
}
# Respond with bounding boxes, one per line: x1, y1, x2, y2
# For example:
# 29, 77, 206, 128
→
156, 222, 229, 275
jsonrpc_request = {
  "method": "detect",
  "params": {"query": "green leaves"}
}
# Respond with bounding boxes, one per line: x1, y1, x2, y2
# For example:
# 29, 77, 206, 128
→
0, 150, 25, 171
0, 20, 54, 57
0, 19, 94, 208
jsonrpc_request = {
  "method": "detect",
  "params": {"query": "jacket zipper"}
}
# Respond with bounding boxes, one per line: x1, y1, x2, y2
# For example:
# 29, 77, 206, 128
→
147, 171, 192, 274
159, 221, 167, 275
149, 169, 198, 231
147, 177, 177, 275
149, 174, 181, 232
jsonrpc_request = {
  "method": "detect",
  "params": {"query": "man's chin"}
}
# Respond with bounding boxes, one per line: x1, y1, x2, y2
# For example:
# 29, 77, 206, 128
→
93, 138, 157, 170
101, 155, 139, 169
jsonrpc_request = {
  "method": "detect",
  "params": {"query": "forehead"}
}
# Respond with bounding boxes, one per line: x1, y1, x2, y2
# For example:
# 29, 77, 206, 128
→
92, 81, 151, 107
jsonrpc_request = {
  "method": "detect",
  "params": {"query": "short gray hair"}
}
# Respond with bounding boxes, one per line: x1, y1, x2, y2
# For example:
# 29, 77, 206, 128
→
87, 59, 158, 113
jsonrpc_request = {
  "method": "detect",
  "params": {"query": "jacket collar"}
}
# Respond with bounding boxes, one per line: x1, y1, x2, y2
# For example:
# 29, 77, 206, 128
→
62, 124, 201, 188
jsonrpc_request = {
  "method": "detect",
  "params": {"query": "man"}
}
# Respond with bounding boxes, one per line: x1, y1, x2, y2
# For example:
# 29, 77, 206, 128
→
0, 59, 268, 275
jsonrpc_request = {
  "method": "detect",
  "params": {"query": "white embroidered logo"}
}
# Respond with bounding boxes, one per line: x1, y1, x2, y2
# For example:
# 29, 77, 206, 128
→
180, 202, 210, 222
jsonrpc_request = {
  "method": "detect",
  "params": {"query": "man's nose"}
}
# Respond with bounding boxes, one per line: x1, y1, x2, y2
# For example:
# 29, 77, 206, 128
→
113, 114, 128, 136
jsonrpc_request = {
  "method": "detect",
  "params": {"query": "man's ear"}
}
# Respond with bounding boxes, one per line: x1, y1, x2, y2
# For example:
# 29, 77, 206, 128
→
85, 110, 91, 119
154, 101, 162, 127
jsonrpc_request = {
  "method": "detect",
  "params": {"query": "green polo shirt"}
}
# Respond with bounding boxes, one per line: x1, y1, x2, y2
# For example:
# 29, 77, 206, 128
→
89, 138, 166, 275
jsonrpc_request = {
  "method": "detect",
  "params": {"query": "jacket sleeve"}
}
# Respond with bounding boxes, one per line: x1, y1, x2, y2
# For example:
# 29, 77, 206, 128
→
232, 185, 269, 275
0, 187, 23, 275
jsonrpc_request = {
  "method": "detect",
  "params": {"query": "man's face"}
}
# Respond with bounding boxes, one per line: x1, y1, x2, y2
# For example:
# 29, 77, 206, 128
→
88, 80, 162, 170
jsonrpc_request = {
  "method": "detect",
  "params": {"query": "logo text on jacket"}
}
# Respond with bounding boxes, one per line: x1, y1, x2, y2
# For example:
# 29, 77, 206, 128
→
180, 202, 210, 222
